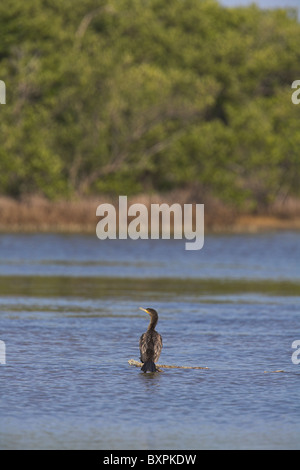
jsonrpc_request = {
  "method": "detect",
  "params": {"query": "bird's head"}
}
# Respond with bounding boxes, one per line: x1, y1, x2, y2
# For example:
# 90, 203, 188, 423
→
139, 307, 159, 328
139, 307, 158, 316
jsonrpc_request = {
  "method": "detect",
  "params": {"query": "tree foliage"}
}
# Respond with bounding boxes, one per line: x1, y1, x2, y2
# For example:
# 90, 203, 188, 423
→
0, 0, 300, 209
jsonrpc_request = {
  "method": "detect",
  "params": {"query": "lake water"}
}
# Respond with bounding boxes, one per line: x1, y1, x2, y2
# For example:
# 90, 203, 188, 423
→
0, 232, 299, 449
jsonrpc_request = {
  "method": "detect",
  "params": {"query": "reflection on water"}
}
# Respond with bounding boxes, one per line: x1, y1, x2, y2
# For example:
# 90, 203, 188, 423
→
0, 232, 300, 280
0, 233, 299, 449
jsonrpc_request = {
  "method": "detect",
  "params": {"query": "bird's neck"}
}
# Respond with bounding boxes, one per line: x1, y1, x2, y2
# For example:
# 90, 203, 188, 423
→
148, 316, 158, 330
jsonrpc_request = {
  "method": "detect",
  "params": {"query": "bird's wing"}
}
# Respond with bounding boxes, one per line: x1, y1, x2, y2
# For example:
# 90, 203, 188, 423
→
139, 333, 145, 349
154, 333, 163, 361
139, 333, 146, 361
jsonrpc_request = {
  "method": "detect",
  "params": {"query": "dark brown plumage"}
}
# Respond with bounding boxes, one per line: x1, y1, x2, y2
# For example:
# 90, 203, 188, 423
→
139, 307, 163, 373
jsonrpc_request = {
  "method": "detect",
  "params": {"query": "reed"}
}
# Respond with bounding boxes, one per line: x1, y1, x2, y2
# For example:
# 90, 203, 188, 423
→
0, 193, 300, 233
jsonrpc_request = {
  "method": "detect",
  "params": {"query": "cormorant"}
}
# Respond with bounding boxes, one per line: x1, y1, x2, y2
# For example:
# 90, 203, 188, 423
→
139, 307, 163, 373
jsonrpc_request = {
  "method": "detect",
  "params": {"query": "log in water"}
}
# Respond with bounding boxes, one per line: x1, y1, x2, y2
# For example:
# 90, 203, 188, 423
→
128, 359, 209, 370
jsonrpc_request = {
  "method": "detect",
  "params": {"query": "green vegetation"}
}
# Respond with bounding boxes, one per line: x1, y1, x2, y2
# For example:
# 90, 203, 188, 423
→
1, 0, 300, 211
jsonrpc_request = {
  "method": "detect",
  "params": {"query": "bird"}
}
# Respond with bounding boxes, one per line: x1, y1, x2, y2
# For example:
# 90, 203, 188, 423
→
139, 307, 163, 373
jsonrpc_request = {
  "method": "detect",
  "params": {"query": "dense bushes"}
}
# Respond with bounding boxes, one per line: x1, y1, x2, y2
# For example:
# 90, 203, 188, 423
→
0, 0, 300, 210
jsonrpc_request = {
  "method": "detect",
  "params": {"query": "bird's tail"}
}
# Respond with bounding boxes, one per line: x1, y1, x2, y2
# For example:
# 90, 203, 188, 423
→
141, 360, 157, 373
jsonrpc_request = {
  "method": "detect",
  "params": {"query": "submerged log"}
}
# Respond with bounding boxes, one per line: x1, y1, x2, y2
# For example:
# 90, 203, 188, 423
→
129, 360, 286, 373
128, 359, 209, 370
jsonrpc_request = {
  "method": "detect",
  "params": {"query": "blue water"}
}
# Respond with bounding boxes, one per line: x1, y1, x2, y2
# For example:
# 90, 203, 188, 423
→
0, 232, 299, 449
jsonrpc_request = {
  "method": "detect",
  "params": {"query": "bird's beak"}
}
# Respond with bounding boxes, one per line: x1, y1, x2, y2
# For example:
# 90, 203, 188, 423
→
139, 307, 149, 314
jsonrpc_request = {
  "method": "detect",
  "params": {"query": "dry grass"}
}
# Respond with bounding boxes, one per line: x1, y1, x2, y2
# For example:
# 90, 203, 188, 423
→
0, 193, 300, 233
0, 195, 97, 232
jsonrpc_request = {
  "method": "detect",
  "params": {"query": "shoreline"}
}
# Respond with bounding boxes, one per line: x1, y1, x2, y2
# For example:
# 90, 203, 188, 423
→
0, 195, 300, 234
